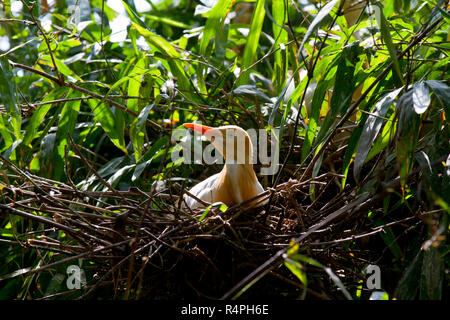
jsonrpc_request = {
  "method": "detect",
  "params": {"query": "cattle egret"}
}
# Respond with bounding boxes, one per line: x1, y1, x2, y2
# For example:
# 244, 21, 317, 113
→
182, 123, 265, 209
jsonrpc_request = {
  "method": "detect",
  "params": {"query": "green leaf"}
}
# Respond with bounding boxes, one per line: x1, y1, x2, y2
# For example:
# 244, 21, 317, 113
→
39, 132, 56, 178
199, 0, 232, 57
53, 90, 82, 179
197, 0, 232, 93
284, 258, 307, 286
272, 0, 288, 93
39, 55, 82, 81
298, 0, 339, 55
55, 90, 82, 147
22, 87, 68, 147
374, 3, 404, 85
0, 57, 22, 141
288, 253, 324, 269
198, 202, 228, 221
411, 81, 430, 114
130, 102, 156, 162
132, 135, 169, 182
365, 110, 396, 163
132, 22, 196, 103
0, 113, 14, 151
145, 14, 191, 29
127, 57, 148, 115
425, 80, 450, 119
354, 88, 403, 181
323, 267, 353, 300
378, 226, 403, 261
419, 246, 443, 300
233, 85, 272, 103
314, 42, 360, 147
44, 273, 65, 297
237, 0, 266, 86
121, 0, 148, 30
396, 90, 421, 189
301, 79, 332, 161
0, 267, 32, 281
87, 99, 127, 154
394, 249, 422, 299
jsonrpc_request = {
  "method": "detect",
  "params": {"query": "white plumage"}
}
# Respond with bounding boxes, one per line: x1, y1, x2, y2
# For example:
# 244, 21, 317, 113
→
181, 124, 266, 209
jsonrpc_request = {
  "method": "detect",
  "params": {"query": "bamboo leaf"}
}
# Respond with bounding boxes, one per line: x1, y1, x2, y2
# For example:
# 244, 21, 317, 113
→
87, 99, 127, 154
284, 258, 307, 286
127, 57, 148, 115
396, 90, 421, 189
419, 246, 444, 300
301, 79, 331, 161
132, 22, 196, 102
298, 0, 339, 54
394, 249, 422, 299
237, 0, 265, 86
425, 80, 450, 119
54, 90, 82, 179
354, 88, 402, 181
130, 102, 156, 162
0, 267, 32, 281
197, 0, 232, 93
267, 0, 339, 124
199, 0, 232, 57
0, 113, 14, 151
412, 82, 430, 114
323, 267, 353, 300
314, 42, 360, 147
0, 57, 22, 141
233, 85, 272, 103
272, 0, 288, 93
374, 3, 404, 85
22, 87, 68, 147
132, 135, 169, 182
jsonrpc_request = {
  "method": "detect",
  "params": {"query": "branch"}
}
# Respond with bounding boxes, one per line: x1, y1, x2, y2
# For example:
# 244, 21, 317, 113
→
8, 61, 162, 130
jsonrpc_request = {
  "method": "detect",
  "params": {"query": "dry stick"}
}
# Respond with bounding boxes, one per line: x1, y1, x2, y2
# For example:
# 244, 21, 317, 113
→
123, 190, 155, 299
0, 18, 36, 25
0, 155, 98, 229
221, 153, 448, 299
9, 239, 131, 279
0, 203, 113, 247
78, 226, 179, 299
299, 16, 443, 183
8, 62, 162, 130
220, 166, 415, 300
68, 134, 134, 208
309, 215, 422, 246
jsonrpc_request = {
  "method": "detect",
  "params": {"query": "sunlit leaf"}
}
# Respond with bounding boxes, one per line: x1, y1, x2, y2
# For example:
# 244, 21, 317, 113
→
374, 3, 404, 85
237, 0, 265, 86
0, 57, 22, 141
354, 87, 403, 180
87, 99, 127, 154
22, 87, 68, 147
412, 82, 430, 114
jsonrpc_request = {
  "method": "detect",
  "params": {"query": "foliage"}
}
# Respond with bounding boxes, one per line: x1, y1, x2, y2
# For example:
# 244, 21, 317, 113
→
0, 0, 449, 300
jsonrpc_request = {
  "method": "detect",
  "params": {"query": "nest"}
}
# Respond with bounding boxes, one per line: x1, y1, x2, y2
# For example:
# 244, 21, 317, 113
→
0, 152, 427, 300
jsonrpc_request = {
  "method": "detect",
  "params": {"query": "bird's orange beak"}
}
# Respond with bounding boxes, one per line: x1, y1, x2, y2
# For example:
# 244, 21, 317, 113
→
183, 123, 213, 135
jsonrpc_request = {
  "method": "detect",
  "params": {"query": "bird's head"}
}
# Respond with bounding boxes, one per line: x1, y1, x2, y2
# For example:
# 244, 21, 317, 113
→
183, 123, 253, 164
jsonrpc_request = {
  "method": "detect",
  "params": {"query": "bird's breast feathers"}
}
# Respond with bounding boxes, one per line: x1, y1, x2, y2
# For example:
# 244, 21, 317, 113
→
183, 165, 265, 209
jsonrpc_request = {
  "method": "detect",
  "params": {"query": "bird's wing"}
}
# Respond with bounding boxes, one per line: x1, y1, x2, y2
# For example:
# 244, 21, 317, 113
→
183, 173, 221, 209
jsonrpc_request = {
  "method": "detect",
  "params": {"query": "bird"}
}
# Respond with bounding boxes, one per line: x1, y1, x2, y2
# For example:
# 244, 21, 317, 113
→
181, 123, 266, 209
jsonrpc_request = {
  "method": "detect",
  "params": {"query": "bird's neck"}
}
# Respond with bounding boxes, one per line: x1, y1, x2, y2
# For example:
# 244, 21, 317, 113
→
220, 162, 259, 203
224, 162, 255, 176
